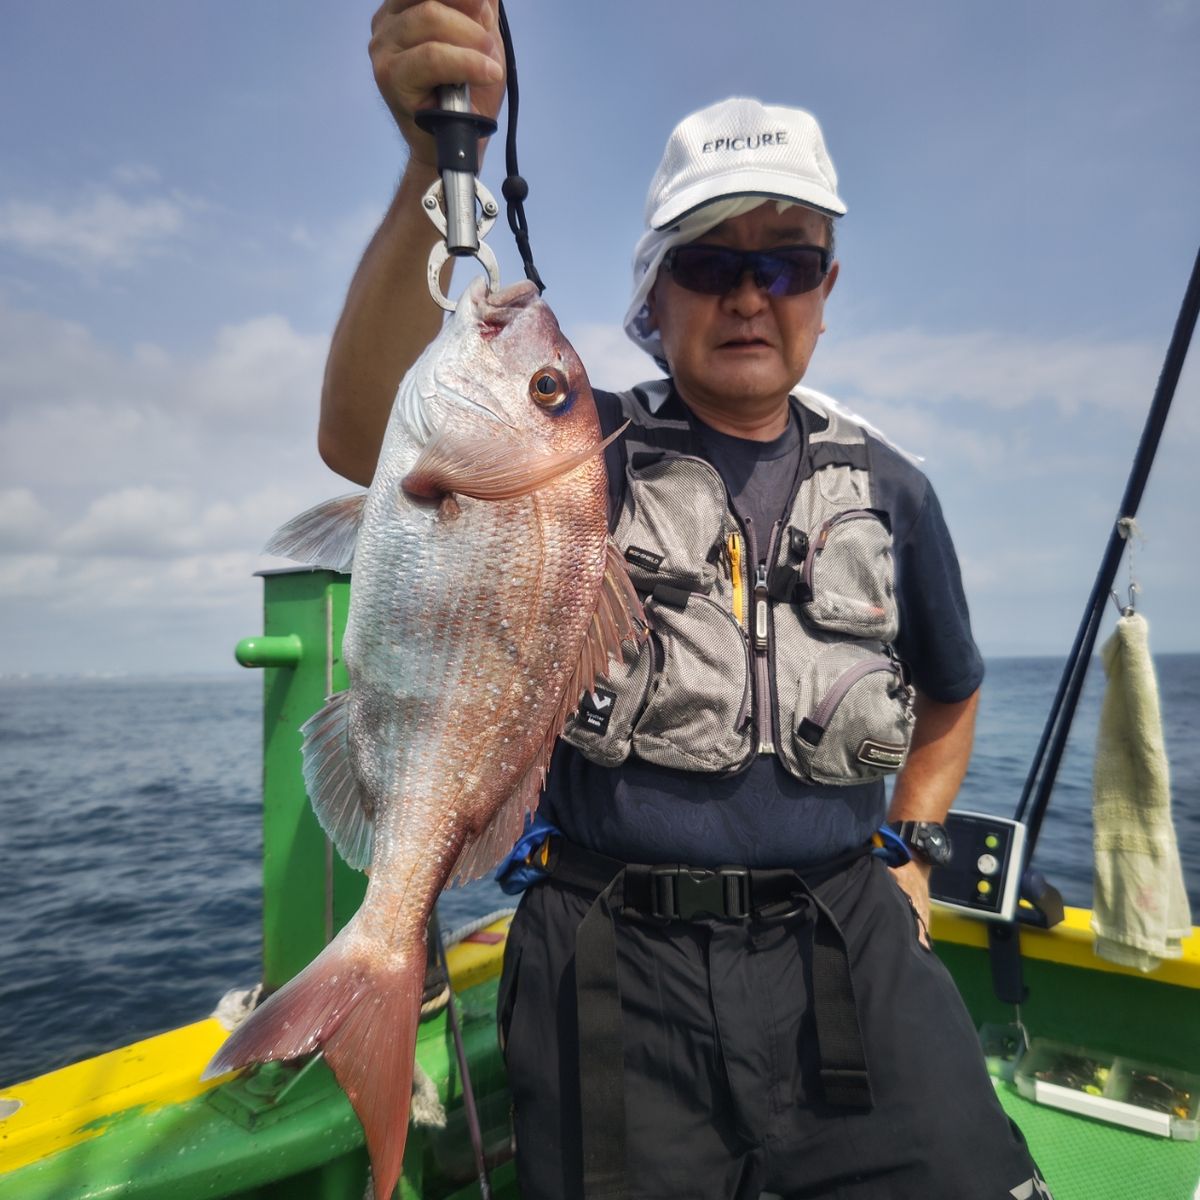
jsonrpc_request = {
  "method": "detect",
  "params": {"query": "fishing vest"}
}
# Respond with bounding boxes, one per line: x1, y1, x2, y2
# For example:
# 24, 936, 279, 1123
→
561, 381, 917, 786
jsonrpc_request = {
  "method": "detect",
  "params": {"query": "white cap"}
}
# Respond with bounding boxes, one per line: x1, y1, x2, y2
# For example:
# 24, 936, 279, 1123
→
624, 98, 845, 363
644, 97, 845, 231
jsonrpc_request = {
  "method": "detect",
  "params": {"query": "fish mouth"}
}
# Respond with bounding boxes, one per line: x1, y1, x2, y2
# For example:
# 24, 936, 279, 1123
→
434, 279, 547, 433
484, 279, 540, 312
459, 277, 540, 330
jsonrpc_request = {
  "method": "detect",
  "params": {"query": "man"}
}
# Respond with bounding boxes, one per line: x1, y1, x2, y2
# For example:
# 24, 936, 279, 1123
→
322, 3, 1049, 1197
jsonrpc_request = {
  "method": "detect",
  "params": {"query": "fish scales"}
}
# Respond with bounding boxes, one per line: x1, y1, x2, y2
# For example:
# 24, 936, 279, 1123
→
204, 277, 641, 1200
348, 481, 608, 936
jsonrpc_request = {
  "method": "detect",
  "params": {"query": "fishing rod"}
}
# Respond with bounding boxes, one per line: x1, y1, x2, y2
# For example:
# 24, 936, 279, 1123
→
430, 911, 493, 1200
1014, 243, 1200, 860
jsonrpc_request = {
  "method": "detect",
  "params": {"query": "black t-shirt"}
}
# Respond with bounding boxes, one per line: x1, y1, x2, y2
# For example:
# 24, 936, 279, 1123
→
693, 407, 802, 547
539, 384, 984, 870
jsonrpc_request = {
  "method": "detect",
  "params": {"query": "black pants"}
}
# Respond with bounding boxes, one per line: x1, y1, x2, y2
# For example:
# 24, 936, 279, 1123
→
498, 855, 1050, 1199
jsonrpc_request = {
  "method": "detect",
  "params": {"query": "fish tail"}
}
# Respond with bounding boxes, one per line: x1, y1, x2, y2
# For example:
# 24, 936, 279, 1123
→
203, 927, 425, 1200
324, 958, 423, 1200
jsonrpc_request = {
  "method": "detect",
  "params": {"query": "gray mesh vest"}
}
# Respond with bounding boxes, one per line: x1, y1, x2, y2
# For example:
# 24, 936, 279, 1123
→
562, 382, 916, 785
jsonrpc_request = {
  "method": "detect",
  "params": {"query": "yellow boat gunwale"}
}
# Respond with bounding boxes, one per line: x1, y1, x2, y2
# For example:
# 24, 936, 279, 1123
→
932, 903, 1200, 989
0, 914, 513, 1177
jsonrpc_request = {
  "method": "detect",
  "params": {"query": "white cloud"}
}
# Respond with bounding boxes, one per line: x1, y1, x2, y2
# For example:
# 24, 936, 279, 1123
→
0, 552, 59, 598
0, 549, 264, 619
323, 206, 383, 271
2, 300, 1195, 670
185, 315, 328, 424
0, 297, 331, 488
58, 486, 198, 556
0, 187, 186, 270
110, 163, 163, 188
0, 488, 55, 550
567, 321, 661, 393
287, 205, 380, 278
561, 321, 1191, 434
817, 328, 1171, 419
54, 484, 307, 560
163, 551, 266, 606
558, 322, 1198, 494
0, 305, 125, 411
0, 297, 341, 659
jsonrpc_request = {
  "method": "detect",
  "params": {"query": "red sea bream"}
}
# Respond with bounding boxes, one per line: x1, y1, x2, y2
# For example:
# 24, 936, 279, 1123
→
204, 277, 642, 1200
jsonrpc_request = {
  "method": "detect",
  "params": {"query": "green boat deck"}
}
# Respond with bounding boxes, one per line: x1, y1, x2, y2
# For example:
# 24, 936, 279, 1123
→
997, 1087, 1198, 1200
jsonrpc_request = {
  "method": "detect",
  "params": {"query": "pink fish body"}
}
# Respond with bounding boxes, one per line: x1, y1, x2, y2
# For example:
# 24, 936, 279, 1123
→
205, 279, 641, 1199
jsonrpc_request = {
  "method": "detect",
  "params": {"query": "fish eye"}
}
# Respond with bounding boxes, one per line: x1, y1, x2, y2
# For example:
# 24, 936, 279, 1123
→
529, 366, 569, 409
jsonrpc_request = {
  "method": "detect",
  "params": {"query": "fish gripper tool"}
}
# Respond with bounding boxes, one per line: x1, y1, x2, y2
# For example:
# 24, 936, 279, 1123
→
417, 84, 502, 312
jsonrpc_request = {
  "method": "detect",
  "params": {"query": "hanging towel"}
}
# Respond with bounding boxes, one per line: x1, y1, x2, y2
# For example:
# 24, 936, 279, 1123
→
1091, 613, 1192, 971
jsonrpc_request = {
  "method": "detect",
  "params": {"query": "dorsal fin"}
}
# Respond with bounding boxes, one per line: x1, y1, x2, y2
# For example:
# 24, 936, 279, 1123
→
447, 537, 645, 885
266, 494, 365, 572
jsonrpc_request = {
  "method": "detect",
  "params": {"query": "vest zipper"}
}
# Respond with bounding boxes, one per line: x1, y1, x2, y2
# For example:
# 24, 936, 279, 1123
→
727, 532, 745, 629
726, 531, 754, 737
745, 519, 781, 756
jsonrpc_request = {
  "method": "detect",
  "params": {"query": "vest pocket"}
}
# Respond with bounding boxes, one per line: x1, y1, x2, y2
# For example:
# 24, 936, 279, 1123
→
630, 594, 753, 772
798, 510, 898, 641
791, 646, 915, 784
559, 640, 654, 767
614, 455, 728, 594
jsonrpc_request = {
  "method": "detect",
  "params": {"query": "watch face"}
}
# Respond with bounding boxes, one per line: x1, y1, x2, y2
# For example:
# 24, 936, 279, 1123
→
887, 820, 953, 866
918, 823, 952, 865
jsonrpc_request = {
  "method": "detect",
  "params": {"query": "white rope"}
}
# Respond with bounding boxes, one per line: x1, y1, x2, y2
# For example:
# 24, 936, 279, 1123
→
410, 1061, 448, 1129
210, 983, 263, 1032
440, 906, 517, 949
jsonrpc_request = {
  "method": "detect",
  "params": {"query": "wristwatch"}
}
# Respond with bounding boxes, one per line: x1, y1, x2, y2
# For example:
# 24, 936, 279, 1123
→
887, 820, 953, 867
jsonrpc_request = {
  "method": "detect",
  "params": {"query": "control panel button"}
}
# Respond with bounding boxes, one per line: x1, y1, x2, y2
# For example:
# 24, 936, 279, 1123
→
977, 853, 1000, 876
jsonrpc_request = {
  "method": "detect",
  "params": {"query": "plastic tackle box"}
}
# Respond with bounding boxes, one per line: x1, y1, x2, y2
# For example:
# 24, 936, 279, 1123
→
1014, 1039, 1200, 1141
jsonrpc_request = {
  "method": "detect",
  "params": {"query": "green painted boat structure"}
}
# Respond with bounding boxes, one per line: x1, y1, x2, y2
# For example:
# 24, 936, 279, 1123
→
1, 567, 1197, 1199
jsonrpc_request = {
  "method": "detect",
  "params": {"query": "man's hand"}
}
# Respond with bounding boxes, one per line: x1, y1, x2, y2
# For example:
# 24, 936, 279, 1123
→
370, 0, 507, 167
890, 859, 932, 948
319, 1, 508, 485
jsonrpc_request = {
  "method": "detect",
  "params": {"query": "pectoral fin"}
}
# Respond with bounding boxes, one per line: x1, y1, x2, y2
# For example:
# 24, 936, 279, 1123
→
445, 536, 645, 887
568, 535, 648, 700
402, 422, 629, 502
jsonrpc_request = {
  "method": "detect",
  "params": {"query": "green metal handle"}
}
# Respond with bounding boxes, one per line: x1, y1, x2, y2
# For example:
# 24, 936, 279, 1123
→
235, 634, 303, 669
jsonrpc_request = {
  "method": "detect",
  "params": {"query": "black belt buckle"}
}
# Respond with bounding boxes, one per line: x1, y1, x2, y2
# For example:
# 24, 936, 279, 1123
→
649, 865, 750, 920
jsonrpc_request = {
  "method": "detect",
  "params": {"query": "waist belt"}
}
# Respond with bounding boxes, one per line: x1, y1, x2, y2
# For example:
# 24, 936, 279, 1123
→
543, 837, 875, 1200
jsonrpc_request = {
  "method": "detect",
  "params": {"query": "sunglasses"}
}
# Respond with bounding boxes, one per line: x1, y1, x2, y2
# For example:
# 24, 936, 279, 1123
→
663, 243, 832, 297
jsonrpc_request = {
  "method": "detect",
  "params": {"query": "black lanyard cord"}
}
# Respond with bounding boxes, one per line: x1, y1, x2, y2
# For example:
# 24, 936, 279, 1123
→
497, 1, 545, 293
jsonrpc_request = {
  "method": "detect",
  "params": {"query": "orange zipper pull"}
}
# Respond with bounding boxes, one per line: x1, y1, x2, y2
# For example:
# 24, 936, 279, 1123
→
728, 532, 746, 629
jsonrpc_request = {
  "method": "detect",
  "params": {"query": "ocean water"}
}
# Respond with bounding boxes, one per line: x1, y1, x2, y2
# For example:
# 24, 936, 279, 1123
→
1, 656, 1197, 1089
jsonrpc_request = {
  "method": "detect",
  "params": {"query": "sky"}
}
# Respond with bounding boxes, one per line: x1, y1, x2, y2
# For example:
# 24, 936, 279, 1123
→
1, 1, 1198, 676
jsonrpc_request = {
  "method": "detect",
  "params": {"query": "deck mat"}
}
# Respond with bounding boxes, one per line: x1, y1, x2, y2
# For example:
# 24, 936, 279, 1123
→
996, 1081, 1200, 1199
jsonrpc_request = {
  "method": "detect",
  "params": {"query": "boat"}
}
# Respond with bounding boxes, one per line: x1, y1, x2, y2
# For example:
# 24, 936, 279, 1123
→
0, 560, 1197, 1200
4, 199, 1198, 1195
